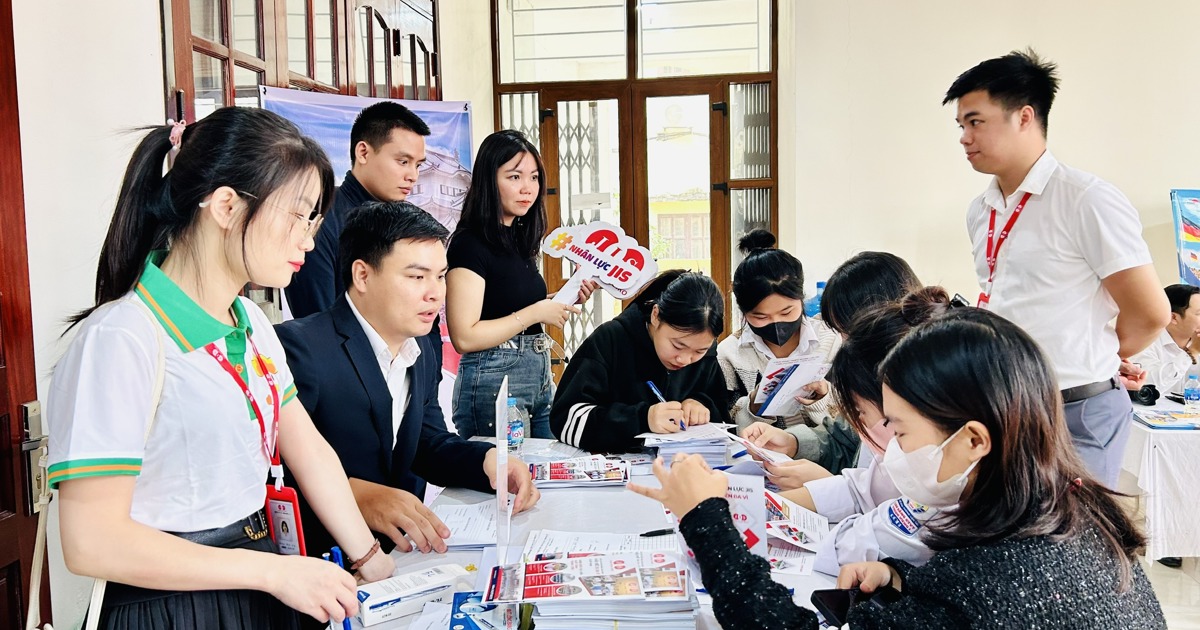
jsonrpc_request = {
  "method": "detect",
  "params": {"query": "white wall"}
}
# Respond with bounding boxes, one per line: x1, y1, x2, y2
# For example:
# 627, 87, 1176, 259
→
782, 0, 1200, 294
438, 0, 495, 153
13, 0, 166, 624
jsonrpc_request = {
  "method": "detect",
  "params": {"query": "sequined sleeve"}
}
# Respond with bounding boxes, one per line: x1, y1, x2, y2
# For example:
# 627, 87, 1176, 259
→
679, 497, 820, 630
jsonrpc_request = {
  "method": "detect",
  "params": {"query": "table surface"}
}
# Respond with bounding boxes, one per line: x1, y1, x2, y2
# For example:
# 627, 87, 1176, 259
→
347, 439, 835, 629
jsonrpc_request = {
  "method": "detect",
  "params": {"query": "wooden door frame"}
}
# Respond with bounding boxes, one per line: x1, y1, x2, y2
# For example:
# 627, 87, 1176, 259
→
0, 0, 47, 624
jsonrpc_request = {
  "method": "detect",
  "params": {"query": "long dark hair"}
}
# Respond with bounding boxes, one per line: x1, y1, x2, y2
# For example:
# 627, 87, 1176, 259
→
455, 130, 547, 260
880, 308, 1144, 590
73, 107, 334, 325
733, 229, 805, 315
829, 287, 951, 450
633, 270, 724, 337
820, 251, 920, 334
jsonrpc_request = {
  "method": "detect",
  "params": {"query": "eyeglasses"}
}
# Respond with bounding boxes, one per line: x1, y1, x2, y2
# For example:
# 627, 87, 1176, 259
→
237, 191, 324, 240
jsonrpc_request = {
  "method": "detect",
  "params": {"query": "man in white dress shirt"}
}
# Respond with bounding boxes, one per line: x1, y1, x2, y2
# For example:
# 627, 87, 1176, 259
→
1129, 284, 1200, 396
943, 49, 1170, 487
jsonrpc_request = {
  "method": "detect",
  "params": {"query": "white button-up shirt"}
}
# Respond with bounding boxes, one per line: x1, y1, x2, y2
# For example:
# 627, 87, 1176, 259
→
347, 294, 421, 449
739, 318, 819, 361
966, 150, 1153, 389
1130, 328, 1194, 395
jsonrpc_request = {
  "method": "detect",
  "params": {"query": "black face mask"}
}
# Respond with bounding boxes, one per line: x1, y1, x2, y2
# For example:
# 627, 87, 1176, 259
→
748, 316, 803, 346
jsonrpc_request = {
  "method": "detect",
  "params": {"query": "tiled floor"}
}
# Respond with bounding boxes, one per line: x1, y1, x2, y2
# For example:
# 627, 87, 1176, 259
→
1143, 557, 1200, 628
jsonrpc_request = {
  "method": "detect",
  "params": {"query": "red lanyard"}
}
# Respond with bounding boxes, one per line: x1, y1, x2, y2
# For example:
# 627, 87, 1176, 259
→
977, 191, 1033, 308
205, 336, 283, 482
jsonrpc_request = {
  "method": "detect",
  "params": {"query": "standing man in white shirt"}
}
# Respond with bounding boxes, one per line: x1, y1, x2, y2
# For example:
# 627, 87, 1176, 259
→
1129, 284, 1200, 396
943, 49, 1170, 487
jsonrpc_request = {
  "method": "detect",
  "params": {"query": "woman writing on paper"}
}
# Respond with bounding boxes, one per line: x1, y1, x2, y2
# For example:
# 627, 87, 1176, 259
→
631, 307, 1166, 629
718, 230, 854, 473
550, 270, 730, 453
446, 130, 596, 439
48, 109, 394, 629
742, 250, 920, 487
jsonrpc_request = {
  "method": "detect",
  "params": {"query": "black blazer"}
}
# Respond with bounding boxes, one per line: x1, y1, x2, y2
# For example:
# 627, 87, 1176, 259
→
275, 294, 494, 556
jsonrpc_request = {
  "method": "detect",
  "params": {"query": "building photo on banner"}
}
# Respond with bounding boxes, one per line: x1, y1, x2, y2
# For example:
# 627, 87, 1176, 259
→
261, 87, 473, 405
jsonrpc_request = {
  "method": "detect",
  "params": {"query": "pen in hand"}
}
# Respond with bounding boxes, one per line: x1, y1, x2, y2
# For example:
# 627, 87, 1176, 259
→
328, 547, 353, 630
646, 381, 685, 431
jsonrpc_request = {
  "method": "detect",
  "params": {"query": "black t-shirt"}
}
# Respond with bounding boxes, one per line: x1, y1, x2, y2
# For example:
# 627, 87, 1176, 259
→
447, 228, 547, 335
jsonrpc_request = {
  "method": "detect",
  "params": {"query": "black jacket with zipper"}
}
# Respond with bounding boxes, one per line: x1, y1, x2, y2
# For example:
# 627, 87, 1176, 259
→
550, 303, 730, 453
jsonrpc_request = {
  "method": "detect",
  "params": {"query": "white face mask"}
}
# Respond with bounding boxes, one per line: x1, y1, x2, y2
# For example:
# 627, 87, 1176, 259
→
882, 425, 978, 509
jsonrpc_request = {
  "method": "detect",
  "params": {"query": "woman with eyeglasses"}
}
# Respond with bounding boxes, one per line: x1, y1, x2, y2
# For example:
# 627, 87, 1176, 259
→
632, 307, 1165, 629
47, 108, 395, 629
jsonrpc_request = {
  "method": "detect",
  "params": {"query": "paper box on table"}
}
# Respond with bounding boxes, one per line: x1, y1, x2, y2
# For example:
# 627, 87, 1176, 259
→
356, 563, 472, 626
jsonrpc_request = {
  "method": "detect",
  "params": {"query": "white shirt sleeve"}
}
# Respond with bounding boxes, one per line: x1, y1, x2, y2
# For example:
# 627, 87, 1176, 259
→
46, 303, 158, 488
807, 457, 902, 522
1073, 182, 1154, 280
813, 497, 939, 576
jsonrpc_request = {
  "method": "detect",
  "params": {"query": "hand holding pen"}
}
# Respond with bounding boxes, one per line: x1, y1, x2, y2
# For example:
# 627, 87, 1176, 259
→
646, 381, 686, 433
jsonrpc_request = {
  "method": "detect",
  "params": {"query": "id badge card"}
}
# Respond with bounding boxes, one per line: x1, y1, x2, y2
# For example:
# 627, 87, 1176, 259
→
265, 484, 307, 556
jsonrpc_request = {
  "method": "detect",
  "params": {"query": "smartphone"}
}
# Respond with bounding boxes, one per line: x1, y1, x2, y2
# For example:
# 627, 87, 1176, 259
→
810, 586, 902, 626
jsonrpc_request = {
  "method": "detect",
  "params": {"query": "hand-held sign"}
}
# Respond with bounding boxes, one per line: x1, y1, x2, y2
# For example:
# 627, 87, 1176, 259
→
543, 221, 659, 304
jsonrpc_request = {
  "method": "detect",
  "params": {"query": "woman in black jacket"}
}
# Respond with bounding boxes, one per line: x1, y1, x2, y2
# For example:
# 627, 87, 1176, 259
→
550, 270, 730, 453
631, 307, 1166, 629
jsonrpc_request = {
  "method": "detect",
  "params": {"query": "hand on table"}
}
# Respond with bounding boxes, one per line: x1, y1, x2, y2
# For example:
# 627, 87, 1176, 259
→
837, 561, 900, 593
484, 450, 541, 514
649, 401, 685, 433
348, 478, 449, 553
681, 399, 710, 426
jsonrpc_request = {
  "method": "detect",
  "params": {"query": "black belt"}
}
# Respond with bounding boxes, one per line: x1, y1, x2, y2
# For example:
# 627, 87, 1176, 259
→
1061, 376, 1120, 404
168, 508, 271, 547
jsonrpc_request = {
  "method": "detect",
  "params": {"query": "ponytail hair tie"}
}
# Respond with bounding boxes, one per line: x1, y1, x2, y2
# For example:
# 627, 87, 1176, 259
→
167, 119, 186, 149
1069, 477, 1083, 493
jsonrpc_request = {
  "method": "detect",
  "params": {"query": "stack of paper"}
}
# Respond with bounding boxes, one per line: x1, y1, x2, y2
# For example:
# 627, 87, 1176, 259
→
432, 502, 496, 551
1133, 409, 1200, 430
637, 423, 734, 467
762, 490, 825, 575
529, 455, 630, 488
486, 552, 695, 630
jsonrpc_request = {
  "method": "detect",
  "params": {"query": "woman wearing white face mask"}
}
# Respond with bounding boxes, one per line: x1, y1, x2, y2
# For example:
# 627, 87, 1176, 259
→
778, 288, 953, 576
631, 307, 1165, 629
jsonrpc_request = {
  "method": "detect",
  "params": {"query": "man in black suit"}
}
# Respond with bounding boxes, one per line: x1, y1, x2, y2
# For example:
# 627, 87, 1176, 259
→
286, 102, 430, 319
277, 201, 539, 559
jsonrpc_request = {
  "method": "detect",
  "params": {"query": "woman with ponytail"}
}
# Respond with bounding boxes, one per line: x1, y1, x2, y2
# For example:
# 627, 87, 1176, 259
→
47, 108, 394, 629
550, 270, 730, 453
631, 306, 1165, 629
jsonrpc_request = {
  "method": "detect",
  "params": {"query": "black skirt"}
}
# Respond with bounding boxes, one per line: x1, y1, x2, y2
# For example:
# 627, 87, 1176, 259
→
92, 511, 302, 630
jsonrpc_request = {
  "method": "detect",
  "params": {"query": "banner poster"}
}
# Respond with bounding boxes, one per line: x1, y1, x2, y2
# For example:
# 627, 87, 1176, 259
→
1171, 189, 1200, 286
261, 86, 473, 398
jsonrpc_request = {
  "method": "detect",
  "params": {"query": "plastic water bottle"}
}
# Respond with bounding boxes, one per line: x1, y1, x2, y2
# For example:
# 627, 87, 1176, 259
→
1185, 366, 1200, 412
506, 397, 525, 452
803, 281, 826, 318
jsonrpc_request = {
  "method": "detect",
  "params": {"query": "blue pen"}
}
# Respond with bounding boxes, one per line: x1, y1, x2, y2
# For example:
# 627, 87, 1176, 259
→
646, 381, 685, 431
732, 449, 748, 459
328, 547, 352, 630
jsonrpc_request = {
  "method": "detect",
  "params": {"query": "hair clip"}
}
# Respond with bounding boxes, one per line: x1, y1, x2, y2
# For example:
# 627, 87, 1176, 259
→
167, 118, 187, 149
1069, 477, 1083, 492
949, 293, 972, 309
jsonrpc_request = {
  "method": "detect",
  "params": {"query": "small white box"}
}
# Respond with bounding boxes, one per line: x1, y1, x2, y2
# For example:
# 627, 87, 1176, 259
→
355, 563, 471, 627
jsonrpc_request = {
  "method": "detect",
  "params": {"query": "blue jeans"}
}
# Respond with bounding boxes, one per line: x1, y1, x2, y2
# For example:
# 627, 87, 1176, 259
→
453, 333, 553, 439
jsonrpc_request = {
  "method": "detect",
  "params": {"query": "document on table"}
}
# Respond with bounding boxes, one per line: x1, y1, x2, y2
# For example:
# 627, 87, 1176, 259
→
767, 542, 816, 576
408, 602, 452, 630
433, 502, 497, 550
521, 529, 681, 561
636, 422, 734, 443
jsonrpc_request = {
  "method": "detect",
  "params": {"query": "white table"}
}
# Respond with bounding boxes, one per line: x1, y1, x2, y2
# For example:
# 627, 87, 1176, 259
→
1121, 400, 1200, 560
351, 440, 835, 629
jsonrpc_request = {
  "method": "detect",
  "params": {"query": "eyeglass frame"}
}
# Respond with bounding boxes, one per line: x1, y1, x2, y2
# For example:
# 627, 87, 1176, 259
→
230, 190, 324, 240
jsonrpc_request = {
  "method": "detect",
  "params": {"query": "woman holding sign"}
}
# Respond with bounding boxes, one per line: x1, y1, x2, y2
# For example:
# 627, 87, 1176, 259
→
550, 270, 730, 453
446, 130, 596, 439
718, 230, 857, 473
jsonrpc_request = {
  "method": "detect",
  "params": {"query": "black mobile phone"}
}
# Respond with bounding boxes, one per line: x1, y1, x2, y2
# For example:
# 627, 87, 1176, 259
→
1166, 393, 1185, 405
811, 586, 903, 626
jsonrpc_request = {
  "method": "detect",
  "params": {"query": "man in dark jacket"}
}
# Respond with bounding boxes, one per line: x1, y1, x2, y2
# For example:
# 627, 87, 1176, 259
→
286, 102, 430, 318
277, 201, 539, 561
